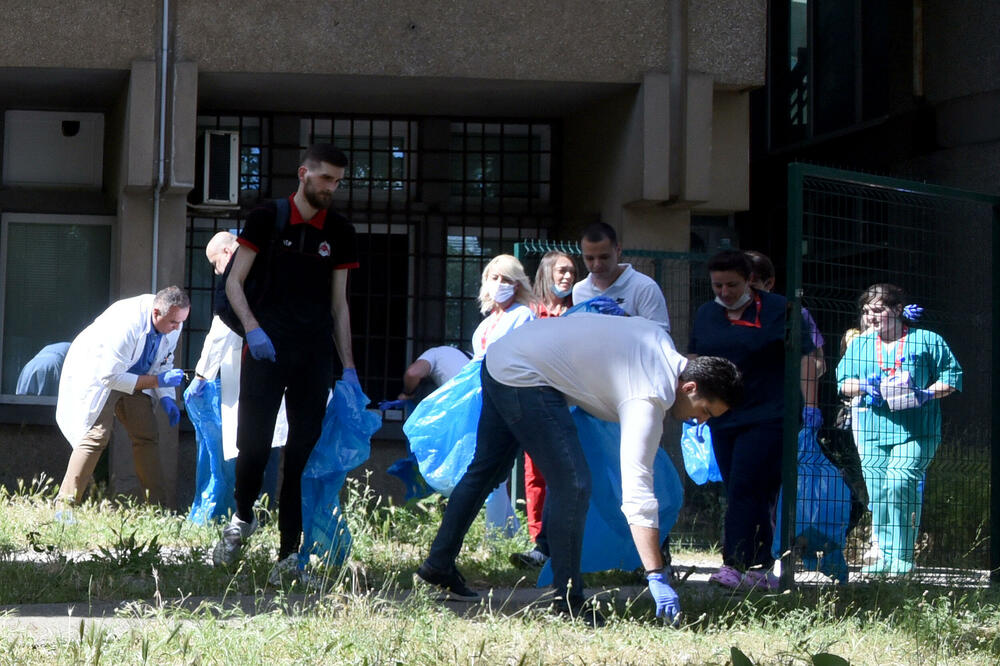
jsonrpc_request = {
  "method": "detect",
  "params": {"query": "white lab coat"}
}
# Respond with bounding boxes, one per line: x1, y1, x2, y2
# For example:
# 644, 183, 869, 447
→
195, 316, 288, 460
57, 294, 181, 448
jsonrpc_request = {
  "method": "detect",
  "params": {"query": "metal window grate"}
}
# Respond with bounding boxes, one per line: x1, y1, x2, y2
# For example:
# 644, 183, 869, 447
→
184, 114, 559, 404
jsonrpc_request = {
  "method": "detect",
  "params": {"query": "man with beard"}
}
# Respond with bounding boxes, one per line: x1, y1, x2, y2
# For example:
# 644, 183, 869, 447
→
212, 144, 360, 582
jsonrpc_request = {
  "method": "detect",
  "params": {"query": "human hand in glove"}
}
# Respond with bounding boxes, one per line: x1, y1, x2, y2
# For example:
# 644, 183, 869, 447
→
157, 368, 185, 387
647, 571, 680, 625
246, 328, 276, 362
188, 377, 207, 398
159, 396, 181, 427
378, 399, 409, 410
802, 406, 822, 429
859, 372, 884, 407
342, 367, 361, 389
913, 387, 934, 406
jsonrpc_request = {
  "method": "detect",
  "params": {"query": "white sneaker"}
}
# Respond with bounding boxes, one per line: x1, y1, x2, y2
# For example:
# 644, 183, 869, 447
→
861, 544, 884, 565
268, 553, 303, 586
212, 514, 258, 566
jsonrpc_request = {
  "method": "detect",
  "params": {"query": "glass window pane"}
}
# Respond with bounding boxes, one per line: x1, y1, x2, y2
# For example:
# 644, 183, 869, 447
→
3, 220, 111, 394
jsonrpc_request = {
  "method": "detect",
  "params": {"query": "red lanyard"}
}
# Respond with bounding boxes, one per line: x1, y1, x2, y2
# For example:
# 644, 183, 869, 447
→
875, 326, 908, 376
729, 292, 762, 328
479, 311, 502, 352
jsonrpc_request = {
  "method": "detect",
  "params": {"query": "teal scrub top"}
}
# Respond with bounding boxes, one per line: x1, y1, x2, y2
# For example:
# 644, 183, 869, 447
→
836, 327, 962, 447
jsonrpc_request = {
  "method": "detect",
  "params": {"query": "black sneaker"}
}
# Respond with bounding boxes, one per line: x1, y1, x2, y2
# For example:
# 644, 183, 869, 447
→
509, 548, 550, 568
414, 563, 480, 602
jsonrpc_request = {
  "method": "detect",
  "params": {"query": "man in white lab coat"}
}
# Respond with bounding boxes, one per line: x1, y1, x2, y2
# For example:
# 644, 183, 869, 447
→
56, 286, 189, 505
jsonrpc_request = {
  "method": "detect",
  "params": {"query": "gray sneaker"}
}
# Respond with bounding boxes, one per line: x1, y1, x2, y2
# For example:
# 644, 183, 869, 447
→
268, 553, 303, 586
212, 514, 258, 566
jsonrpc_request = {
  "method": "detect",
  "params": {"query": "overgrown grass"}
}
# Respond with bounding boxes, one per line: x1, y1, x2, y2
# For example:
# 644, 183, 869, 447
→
0, 474, 998, 664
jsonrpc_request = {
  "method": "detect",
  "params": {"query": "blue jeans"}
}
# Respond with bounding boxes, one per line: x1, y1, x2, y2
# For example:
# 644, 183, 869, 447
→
425, 365, 592, 605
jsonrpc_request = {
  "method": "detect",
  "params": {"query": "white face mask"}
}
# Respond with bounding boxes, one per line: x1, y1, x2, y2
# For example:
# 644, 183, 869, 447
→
715, 290, 752, 311
490, 280, 516, 304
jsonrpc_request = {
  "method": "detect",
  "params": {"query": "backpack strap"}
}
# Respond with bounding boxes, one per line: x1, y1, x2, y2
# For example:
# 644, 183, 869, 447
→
273, 197, 290, 236
251, 197, 293, 313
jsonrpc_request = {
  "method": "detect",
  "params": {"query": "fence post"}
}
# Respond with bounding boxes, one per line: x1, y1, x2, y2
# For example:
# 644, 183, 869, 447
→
780, 163, 806, 589
993, 204, 1000, 585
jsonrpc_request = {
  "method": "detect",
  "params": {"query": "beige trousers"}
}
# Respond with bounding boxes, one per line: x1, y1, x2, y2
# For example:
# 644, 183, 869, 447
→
59, 390, 165, 505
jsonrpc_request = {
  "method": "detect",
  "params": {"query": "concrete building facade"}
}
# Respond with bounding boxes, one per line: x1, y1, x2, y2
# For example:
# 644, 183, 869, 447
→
0, 1, 764, 505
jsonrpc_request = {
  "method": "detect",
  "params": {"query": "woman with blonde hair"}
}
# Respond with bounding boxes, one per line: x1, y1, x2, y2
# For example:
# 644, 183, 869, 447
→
471, 254, 536, 360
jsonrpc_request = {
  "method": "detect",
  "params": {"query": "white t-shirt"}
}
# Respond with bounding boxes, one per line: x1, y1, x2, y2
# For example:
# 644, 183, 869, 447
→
485, 313, 688, 528
470, 303, 535, 360
572, 264, 671, 332
417, 346, 470, 386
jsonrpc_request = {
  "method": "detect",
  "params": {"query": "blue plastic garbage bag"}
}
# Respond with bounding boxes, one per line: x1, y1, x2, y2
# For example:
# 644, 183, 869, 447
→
404, 359, 484, 497
772, 426, 851, 583
387, 452, 433, 502
679, 420, 722, 484
539, 408, 683, 585
299, 380, 381, 568
484, 483, 521, 538
184, 377, 236, 524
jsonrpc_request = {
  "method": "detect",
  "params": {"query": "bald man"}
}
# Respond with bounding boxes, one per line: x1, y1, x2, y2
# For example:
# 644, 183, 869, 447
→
188, 232, 286, 510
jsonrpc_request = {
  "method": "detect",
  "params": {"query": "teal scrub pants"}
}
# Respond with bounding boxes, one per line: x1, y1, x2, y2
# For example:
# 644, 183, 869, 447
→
859, 435, 938, 569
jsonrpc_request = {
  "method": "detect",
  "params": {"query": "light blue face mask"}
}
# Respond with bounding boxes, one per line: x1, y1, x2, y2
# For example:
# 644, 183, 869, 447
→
551, 284, 573, 299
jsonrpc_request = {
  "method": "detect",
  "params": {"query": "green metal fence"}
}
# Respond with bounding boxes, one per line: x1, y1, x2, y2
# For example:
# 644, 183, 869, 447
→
783, 163, 1000, 585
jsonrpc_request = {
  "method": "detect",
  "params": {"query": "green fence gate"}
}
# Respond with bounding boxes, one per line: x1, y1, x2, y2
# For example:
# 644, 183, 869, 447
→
782, 163, 1000, 586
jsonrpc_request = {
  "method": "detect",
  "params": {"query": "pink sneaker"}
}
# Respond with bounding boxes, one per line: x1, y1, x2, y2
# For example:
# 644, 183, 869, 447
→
740, 569, 779, 591
708, 565, 743, 589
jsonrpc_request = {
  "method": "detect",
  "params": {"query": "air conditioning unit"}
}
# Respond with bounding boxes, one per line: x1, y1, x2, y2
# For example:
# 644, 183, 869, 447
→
194, 130, 239, 205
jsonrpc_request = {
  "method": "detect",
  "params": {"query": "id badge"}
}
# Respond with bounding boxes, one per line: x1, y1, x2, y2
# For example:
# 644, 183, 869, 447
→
881, 371, 920, 411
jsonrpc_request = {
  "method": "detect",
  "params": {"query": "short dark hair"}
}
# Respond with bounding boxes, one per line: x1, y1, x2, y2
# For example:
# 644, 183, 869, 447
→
707, 249, 752, 280
679, 356, 743, 408
302, 143, 348, 169
581, 221, 618, 246
744, 250, 775, 284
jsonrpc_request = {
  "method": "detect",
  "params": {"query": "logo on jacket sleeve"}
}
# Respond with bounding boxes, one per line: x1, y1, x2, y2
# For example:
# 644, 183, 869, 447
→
318, 241, 331, 257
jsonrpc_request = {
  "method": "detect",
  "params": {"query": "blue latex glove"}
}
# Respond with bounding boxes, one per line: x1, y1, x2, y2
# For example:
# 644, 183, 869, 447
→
914, 387, 934, 406
859, 372, 884, 407
157, 368, 184, 387
646, 572, 680, 624
342, 367, 361, 389
903, 304, 924, 321
188, 377, 207, 398
802, 406, 822, 429
159, 396, 181, 427
565, 296, 628, 317
378, 399, 409, 410
246, 328, 276, 362
587, 296, 628, 317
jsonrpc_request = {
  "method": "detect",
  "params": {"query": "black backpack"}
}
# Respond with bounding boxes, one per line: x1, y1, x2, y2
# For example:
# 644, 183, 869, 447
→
213, 198, 291, 337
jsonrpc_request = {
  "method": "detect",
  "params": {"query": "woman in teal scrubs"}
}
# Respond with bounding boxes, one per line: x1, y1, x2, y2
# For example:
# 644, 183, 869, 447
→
836, 284, 962, 576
